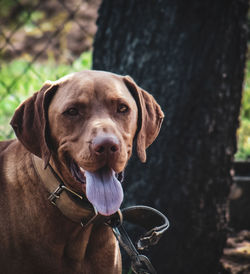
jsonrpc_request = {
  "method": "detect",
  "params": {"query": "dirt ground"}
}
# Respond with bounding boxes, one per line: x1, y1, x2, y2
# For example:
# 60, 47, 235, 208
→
221, 230, 250, 273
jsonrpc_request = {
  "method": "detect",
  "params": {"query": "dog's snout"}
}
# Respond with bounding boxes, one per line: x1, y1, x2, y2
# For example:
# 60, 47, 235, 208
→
92, 135, 119, 156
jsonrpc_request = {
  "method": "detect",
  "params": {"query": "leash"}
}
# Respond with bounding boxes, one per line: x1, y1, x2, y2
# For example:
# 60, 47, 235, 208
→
107, 207, 169, 274
32, 154, 170, 274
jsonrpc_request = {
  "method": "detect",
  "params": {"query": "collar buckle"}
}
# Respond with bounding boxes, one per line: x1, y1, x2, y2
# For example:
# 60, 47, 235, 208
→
48, 184, 83, 206
48, 185, 63, 205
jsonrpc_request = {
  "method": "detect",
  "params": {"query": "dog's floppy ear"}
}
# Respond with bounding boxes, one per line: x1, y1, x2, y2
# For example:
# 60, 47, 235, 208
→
10, 82, 58, 168
123, 75, 164, 163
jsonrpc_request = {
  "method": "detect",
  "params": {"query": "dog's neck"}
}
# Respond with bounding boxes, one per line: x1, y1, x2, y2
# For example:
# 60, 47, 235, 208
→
32, 154, 97, 225
30, 153, 120, 272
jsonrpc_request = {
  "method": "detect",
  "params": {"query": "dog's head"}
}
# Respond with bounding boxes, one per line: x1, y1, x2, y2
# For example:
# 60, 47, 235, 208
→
11, 70, 164, 215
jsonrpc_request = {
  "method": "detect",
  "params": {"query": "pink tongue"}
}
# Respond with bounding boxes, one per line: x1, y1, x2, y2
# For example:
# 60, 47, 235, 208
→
85, 168, 124, 216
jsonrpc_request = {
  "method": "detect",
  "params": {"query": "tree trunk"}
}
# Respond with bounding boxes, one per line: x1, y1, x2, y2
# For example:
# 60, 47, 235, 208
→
93, 1, 248, 273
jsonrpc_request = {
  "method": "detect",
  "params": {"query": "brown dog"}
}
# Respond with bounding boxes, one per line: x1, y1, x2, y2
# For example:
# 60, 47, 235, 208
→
0, 70, 164, 274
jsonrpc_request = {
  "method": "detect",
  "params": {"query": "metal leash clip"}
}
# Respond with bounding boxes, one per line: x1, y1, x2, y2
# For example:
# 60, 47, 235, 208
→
131, 254, 157, 274
110, 211, 157, 274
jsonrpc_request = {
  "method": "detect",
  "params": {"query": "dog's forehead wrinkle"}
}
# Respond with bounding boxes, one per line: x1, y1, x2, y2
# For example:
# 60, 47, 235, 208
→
53, 79, 95, 107
93, 78, 136, 105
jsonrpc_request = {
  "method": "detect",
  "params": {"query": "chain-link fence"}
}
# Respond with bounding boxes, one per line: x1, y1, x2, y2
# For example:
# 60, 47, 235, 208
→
0, 0, 100, 139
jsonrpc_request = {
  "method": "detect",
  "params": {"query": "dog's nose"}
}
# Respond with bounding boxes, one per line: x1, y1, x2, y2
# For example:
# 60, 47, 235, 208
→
92, 135, 119, 155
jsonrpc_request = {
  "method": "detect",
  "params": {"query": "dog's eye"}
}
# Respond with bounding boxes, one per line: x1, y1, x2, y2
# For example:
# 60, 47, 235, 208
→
65, 108, 79, 116
117, 104, 129, 113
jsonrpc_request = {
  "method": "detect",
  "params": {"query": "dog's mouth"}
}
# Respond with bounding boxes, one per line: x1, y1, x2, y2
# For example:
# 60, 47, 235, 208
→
69, 160, 124, 216
70, 160, 86, 185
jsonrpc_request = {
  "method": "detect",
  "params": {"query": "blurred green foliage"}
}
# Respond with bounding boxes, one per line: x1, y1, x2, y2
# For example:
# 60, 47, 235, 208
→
0, 0, 18, 18
0, 51, 92, 140
235, 60, 250, 160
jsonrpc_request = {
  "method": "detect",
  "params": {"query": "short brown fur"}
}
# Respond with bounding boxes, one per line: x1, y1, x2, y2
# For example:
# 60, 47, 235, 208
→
0, 70, 164, 274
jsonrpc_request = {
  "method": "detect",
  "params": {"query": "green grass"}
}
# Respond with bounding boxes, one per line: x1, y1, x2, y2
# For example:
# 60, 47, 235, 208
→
0, 51, 92, 140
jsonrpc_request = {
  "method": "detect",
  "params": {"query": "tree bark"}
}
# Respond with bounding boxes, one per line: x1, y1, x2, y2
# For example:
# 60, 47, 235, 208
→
93, 1, 249, 273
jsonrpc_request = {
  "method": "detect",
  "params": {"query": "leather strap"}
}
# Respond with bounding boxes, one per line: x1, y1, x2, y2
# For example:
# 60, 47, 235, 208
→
32, 154, 96, 224
122, 206, 169, 250
109, 206, 170, 274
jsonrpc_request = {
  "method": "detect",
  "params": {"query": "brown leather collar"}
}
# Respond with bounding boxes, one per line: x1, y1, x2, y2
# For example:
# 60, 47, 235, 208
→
32, 155, 170, 274
32, 154, 98, 226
